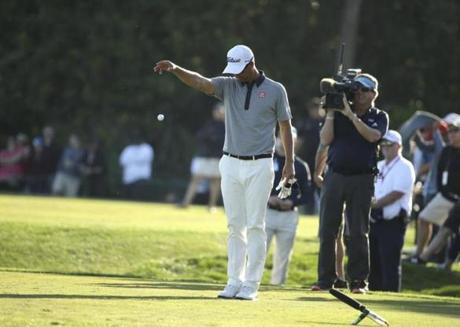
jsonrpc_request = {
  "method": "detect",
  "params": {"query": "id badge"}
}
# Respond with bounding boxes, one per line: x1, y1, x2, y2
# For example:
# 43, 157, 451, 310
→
442, 171, 448, 185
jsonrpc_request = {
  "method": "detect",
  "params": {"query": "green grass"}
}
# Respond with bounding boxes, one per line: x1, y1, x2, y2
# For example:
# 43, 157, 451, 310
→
1, 271, 459, 327
1, 194, 460, 326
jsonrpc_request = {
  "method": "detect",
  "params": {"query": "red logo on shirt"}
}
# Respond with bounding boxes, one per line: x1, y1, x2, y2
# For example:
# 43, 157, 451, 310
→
258, 91, 266, 98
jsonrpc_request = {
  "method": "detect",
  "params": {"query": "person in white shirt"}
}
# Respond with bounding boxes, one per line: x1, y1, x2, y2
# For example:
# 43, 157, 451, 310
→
369, 130, 415, 292
119, 139, 154, 200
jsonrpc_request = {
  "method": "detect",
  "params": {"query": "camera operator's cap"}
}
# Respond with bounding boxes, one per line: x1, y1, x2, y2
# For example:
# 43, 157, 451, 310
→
354, 73, 378, 91
382, 130, 402, 145
222, 45, 254, 75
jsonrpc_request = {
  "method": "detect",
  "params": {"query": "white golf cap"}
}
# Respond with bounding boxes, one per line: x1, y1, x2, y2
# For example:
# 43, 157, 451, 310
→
444, 112, 460, 125
222, 45, 254, 75
449, 117, 460, 129
382, 130, 402, 145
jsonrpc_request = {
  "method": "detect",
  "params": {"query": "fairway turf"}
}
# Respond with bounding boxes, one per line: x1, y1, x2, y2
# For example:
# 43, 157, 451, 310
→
1, 194, 460, 326
1, 271, 459, 327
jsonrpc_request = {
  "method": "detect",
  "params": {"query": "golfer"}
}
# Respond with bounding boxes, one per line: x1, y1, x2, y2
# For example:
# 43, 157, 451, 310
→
154, 44, 295, 300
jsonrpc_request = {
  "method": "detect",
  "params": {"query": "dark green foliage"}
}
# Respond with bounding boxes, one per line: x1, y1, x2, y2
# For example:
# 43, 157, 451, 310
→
1, 0, 459, 182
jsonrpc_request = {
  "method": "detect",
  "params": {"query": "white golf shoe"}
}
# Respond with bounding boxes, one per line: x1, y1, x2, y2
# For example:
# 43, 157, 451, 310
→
235, 286, 258, 301
217, 284, 240, 299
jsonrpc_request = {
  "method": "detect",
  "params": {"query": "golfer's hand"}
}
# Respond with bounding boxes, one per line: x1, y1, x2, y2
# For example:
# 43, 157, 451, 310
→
154, 60, 176, 75
313, 174, 324, 188
276, 177, 297, 199
281, 161, 295, 182
277, 162, 296, 200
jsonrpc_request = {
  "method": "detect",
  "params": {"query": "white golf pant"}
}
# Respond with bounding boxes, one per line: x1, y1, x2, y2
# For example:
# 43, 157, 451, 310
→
219, 155, 274, 289
265, 208, 299, 285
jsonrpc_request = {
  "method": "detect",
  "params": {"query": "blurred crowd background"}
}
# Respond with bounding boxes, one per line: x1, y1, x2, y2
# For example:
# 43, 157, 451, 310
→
1, 0, 459, 201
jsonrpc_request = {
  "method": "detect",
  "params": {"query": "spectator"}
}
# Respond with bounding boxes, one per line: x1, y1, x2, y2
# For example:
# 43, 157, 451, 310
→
179, 102, 225, 211
398, 111, 444, 225
417, 120, 449, 208
0, 135, 29, 189
369, 130, 415, 292
81, 139, 107, 198
41, 126, 61, 193
16, 133, 31, 177
119, 134, 154, 200
25, 136, 49, 194
411, 116, 460, 261
52, 134, 85, 197
311, 73, 389, 294
410, 120, 449, 260
296, 97, 325, 214
265, 128, 311, 285
443, 231, 460, 270
418, 200, 460, 268
412, 126, 434, 178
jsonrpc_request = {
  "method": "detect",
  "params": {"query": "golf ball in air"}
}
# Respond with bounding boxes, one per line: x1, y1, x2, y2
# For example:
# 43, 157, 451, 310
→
157, 114, 165, 121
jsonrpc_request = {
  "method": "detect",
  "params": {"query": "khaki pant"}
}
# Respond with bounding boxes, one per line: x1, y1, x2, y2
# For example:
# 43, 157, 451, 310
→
266, 208, 299, 285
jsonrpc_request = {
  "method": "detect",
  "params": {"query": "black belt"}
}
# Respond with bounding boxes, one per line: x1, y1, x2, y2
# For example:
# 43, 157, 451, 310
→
268, 204, 296, 212
223, 151, 272, 160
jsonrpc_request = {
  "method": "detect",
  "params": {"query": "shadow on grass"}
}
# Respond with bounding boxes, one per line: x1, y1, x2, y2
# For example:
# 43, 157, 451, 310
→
98, 282, 223, 291
97, 281, 311, 293
0, 293, 216, 301
296, 296, 335, 302
295, 322, 352, 326
357, 297, 460, 319
295, 294, 460, 319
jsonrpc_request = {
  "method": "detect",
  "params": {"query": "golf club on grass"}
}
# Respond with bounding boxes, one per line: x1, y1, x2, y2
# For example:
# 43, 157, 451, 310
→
329, 288, 389, 326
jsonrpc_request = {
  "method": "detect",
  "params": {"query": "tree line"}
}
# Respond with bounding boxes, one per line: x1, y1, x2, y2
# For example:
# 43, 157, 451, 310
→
1, 0, 459, 182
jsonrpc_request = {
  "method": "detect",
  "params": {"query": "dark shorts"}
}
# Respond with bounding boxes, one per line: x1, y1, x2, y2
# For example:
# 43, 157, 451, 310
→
443, 201, 460, 233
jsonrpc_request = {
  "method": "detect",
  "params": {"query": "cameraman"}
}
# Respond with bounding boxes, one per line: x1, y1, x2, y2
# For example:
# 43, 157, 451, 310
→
312, 74, 389, 294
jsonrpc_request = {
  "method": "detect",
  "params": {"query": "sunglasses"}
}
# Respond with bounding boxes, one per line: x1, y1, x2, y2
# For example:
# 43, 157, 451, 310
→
380, 141, 395, 147
358, 86, 373, 92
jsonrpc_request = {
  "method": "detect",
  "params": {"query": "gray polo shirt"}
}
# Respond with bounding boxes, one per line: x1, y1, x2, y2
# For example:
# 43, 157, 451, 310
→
211, 72, 291, 156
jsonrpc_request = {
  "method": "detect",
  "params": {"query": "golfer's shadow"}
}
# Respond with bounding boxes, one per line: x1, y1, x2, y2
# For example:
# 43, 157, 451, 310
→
0, 293, 216, 301
97, 281, 222, 292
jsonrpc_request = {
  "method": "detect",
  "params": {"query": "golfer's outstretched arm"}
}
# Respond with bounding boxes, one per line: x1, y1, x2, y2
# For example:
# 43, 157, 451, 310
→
154, 60, 215, 95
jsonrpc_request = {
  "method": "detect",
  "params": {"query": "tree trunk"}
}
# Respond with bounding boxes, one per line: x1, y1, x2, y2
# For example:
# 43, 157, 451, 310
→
340, 0, 363, 69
